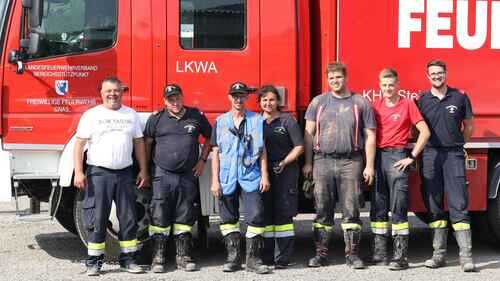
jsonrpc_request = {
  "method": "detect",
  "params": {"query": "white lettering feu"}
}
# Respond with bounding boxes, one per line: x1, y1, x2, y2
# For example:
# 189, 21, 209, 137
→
456, 0, 487, 50
398, 0, 500, 50
426, 0, 453, 48
398, 0, 424, 48
492, 2, 500, 48
176, 61, 219, 74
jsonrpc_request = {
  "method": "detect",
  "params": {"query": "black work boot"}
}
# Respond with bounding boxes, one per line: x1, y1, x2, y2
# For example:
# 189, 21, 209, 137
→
151, 234, 167, 273
86, 255, 104, 276
275, 236, 295, 269
223, 232, 242, 272
424, 228, 447, 268
120, 252, 145, 274
308, 228, 331, 267
175, 233, 197, 272
262, 237, 275, 266
344, 229, 365, 269
246, 236, 271, 274
454, 229, 476, 272
366, 234, 389, 266
389, 235, 409, 270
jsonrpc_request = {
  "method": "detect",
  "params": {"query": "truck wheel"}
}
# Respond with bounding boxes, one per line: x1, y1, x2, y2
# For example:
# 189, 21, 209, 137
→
73, 187, 152, 260
55, 206, 77, 235
470, 211, 497, 244
487, 197, 500, 245
55, 187, 78, 235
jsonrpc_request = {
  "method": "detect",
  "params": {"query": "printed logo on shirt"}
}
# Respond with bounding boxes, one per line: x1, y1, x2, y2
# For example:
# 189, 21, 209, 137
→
273, 126, 287, 135
391, 113, 401, 121
184, 124, 197, 134
446, 105, 458, 114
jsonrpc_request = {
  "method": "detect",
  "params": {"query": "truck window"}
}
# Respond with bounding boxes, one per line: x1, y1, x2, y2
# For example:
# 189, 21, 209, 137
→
180, 0, 245, 49
30, 0, 117, 59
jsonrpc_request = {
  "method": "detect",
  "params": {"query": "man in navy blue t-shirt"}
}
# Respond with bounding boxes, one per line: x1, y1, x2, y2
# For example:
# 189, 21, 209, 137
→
417, 59, 475, 272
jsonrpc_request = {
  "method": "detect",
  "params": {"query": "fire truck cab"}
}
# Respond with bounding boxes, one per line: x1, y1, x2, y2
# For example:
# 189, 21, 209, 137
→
1, 0, 499, 253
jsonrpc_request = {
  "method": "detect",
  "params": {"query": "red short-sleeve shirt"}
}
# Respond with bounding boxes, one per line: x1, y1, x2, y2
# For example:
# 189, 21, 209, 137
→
373, 97, 423, 148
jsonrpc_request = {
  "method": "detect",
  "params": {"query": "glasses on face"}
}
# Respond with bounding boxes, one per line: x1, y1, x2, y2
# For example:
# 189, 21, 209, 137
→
232, 95, 248, 101
429, 71, 446, 77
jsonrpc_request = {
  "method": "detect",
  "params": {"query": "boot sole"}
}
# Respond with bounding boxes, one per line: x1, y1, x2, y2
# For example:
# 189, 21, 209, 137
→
177, 265, 198, 272
151, 264, 166, 273
223, 265, 242, 272
389, 265, 409, 271
365, 260, 389, 266
120, 269, 145, 274
246, 268, 271, 274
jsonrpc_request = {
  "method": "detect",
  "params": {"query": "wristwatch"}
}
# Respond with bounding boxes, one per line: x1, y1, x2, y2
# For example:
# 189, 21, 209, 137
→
408, 153, 417, 161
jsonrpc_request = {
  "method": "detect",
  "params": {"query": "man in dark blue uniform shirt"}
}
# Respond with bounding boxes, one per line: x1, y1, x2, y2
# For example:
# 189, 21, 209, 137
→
417, 59, 475, 272
144, 84, 212, 273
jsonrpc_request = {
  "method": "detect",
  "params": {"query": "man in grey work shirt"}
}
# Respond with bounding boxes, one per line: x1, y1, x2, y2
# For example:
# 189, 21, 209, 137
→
303, 62, 376, 269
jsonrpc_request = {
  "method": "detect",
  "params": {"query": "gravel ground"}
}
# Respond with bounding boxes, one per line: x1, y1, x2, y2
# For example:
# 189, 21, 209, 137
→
0, 197, 499, 281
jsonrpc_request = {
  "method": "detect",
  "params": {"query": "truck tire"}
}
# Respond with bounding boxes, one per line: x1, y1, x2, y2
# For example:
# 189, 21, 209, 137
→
487, 197, 500, 245
73, 188, 152, 261
55, 206, 77, 235
55, 187, 78, 235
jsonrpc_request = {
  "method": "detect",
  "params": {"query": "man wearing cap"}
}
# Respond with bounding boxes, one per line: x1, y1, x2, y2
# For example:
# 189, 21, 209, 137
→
210, 82, 271, 274
303, 62, 376, 269
74, 76, 148, 276
417, 59, 475, 272
144, 84, 212, 273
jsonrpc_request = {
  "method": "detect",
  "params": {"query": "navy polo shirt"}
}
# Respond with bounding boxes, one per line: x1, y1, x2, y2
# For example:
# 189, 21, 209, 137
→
144, 107, 212, 173
263, 113, 304, 162
417, 87, 473, 148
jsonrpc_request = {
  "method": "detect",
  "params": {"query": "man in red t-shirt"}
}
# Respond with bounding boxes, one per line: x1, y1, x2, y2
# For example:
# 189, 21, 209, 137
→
367, 68, 430, 270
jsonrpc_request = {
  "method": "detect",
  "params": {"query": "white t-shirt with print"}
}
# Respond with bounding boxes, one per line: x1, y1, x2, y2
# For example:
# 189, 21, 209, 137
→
76, 105, 143, 169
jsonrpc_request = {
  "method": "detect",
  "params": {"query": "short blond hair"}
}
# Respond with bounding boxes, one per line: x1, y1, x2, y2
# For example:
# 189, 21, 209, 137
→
379, 68, 399, 81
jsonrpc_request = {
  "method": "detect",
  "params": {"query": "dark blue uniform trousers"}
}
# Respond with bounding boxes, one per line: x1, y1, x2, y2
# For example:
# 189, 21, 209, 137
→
262, 162, 299, 265
149, 167, 199, 237
421, 147, 470, 230
218, 184, 266, 238
83, 165, 138, 266
370, 150, 410, 236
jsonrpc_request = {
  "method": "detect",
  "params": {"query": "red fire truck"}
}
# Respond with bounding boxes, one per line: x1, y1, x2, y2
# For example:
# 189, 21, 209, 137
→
1, 0, 499, 253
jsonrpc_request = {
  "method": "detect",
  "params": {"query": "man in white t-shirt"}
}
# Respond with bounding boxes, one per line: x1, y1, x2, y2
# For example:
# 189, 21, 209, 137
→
73, 76, 148, 276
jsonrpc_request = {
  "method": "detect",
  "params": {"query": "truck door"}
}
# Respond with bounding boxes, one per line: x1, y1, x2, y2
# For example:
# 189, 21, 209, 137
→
2, 0, 131, 146
165, 0, 260, 116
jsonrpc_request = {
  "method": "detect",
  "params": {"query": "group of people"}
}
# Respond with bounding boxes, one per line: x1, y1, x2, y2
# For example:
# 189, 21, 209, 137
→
73, 59, 475, 276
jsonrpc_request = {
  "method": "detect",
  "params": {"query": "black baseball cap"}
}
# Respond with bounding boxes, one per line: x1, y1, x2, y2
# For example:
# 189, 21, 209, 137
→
228, 82, 256, 95
164, 84, 182, 98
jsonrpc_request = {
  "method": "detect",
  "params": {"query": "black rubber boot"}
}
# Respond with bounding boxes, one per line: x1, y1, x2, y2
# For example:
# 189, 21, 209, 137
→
245, 236, 271, 274
389, 235, 409, 270
120, 252, 145, 274
454, 229, 476, 272
424, 228, 447, 268
223, 232, 242, 272
344, 229, 365, 269
275, 236, 295, 268
262, 237, 275, 266
151, 234, 167, 273
308, 228, 331, 267
366, 234, 389, 266
175, 233, 197, 272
